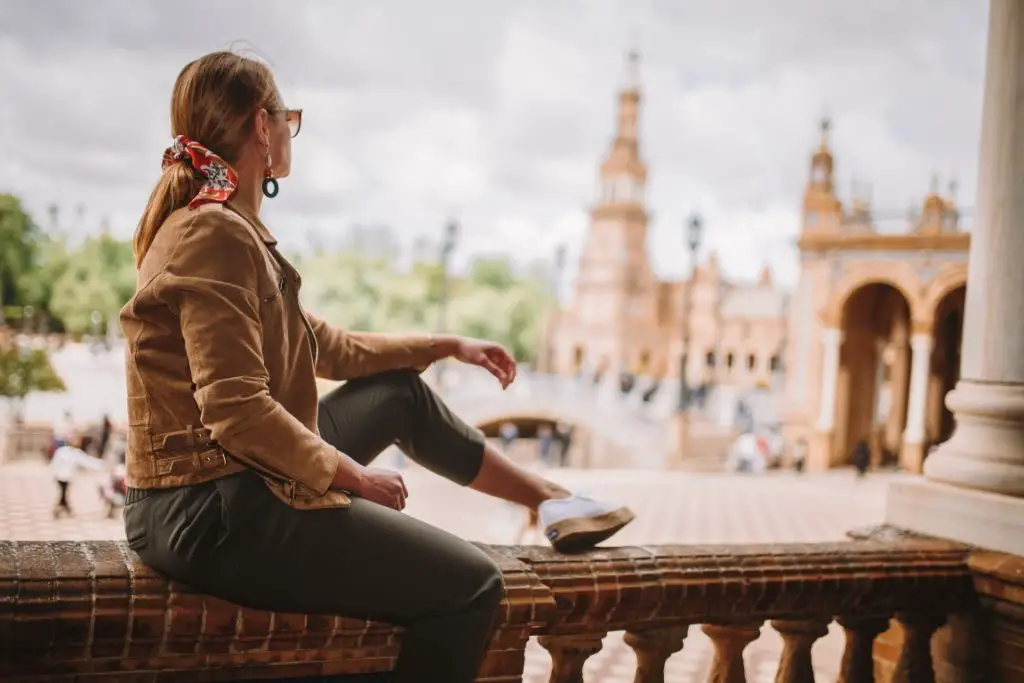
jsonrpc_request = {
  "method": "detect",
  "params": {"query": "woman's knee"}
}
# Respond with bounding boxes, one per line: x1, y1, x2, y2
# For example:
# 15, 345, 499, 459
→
448, 544, 504, 616
464, 548, 503, 618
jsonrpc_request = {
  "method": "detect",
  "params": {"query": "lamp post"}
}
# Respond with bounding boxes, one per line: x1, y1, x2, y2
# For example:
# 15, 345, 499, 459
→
677, 213, 704, 411
546, 244, 568, 375
672, 213, 703, 467
773, 292, 790, 392
434, 219, 459, 391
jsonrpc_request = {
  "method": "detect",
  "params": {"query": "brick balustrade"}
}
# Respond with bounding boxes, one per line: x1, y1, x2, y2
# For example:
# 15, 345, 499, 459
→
0, 538, 977, 682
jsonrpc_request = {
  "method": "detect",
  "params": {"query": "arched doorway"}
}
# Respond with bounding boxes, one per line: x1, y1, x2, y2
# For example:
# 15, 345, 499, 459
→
834, 284, 912, 466
926, 285, 965, 451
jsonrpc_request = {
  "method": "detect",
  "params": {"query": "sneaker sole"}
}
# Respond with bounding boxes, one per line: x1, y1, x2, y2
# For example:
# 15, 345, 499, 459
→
544, 506, 636, 554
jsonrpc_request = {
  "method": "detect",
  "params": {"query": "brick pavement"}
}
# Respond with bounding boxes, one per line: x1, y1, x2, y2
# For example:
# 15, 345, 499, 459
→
0, 458, 908, 682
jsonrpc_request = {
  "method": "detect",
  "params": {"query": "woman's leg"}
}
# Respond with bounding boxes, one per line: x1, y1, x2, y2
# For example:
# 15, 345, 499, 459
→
125, 471, 503, 683
317, 370, 568, 509
317, 369, 633, 552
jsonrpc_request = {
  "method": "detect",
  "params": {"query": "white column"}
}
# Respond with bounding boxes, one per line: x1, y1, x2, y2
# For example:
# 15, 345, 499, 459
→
902, 334, 934, 447
924, 0, 1024, 496
815, 328, 843, 431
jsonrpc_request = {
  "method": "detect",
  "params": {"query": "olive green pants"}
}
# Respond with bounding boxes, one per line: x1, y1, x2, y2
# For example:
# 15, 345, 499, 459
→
124, 370, 499, 683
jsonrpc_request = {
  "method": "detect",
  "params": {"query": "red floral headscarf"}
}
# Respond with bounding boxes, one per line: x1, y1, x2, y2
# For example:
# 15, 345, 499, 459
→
161, 135, 239, 209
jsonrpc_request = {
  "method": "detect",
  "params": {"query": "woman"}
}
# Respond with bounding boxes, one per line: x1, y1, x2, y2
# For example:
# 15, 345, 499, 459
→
120, 51, 634, 683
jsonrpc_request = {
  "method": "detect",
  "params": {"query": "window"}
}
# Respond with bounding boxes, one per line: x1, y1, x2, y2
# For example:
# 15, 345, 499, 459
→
705, 351, 716, 368
770, 355, 782, 372
726, 352, 735, 369
805, 210, 819, 228
747, 353, 757, 371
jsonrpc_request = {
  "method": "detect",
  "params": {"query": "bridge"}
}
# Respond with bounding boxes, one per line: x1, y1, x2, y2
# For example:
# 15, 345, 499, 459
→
431, 366, 776, 470
3, 342, 778, 470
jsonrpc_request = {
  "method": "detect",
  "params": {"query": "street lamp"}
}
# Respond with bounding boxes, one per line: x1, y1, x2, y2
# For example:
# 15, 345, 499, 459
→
546, 244, 568, 375
677, 213, 703, 412
434, 219, 460, 391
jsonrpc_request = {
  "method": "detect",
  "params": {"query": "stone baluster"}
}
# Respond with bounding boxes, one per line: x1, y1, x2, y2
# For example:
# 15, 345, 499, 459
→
703, 622, 762, 683
891, 613, 945, 683
623, 626, 689, 683
771, 619, 830, 683
538, 633, 606, 683
836, 616, 890, 683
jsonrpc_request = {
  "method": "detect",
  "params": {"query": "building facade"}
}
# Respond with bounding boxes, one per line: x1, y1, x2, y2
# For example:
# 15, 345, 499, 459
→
548, 53, 788, 394
782, 121, 968, 473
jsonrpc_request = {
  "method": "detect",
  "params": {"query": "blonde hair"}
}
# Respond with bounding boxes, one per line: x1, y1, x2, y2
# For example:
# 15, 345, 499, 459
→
134, 51, 280, 267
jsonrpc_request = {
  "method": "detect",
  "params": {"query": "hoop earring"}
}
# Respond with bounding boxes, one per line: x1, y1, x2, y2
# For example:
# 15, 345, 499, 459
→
262, 151, 279, 198
262, 176, 279, 198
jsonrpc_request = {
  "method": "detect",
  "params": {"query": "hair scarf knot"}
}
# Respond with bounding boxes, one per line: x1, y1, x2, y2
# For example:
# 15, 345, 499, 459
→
161, 134, 239, 209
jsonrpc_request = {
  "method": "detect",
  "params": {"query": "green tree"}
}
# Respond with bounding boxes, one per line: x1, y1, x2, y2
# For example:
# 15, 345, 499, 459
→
299, 250, 553, 363
0, 344, 66, 418
466, 256, 517, 291
48, 234, 135, 335
17, 236, 70, 323
0, 194, 43, 311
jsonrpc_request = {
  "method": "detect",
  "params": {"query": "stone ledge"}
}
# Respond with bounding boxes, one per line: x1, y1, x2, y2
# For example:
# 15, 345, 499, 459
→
884, 478, 1024, 555
0, 539, 977, 682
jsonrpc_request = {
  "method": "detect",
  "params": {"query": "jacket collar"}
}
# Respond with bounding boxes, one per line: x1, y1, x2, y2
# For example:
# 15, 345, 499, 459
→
226, 199, 278, 246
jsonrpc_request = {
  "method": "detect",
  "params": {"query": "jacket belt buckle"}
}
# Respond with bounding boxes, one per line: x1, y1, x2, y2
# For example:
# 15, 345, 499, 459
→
194, 448, 228, 470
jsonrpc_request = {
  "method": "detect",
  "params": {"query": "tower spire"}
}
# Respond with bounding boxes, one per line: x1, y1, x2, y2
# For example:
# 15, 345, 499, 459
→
623, 48, 641, 93
614, 50, 642, 144
597, 48, 648, 205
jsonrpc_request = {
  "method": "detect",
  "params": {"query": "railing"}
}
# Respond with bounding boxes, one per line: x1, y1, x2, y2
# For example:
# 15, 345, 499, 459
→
0, 422, 52, 464
0, 537, 976, 682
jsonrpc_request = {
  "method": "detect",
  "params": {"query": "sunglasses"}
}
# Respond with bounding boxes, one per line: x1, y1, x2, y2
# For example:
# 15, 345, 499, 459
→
268, 108, 303, 138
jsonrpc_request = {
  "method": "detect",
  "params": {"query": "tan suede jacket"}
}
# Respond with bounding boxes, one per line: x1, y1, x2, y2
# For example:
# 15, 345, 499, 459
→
119, 201, 437, 509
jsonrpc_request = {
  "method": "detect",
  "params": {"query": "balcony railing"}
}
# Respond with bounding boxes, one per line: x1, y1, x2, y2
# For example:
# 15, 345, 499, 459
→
0, 536, 976, 683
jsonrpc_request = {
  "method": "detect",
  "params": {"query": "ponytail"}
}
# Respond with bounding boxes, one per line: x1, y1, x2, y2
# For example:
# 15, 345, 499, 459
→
133, 163, 202, 267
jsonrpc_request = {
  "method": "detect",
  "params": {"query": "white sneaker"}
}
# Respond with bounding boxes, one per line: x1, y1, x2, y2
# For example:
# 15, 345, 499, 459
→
537, 493, 635, 553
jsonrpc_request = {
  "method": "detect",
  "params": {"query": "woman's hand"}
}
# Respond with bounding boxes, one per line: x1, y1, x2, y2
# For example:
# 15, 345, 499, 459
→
444, 336, 517, 389
351, 466, 408, 511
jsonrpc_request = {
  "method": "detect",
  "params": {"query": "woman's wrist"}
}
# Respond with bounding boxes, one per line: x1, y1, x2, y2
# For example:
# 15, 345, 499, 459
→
430, 334, 461, 360
330, 452, 367, 493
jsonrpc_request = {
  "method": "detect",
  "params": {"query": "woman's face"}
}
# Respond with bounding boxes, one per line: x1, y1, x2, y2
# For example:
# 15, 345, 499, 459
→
267, 89, 294, 179
251, 85, 298, 180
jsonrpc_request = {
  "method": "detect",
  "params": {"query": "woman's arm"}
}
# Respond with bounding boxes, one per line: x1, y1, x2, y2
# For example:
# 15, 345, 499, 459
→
305, 311, 456, 381
157, 210, 346, 496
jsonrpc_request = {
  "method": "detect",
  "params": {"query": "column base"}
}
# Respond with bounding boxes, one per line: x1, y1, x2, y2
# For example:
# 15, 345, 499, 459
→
923, 380, 1024, 496
899, 441, 926, 474
807, 430, 833, 472
885, 478, 1024, 555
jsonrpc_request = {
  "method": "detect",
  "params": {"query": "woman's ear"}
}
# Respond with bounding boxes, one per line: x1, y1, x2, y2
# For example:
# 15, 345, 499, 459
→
253, 108, 271, 149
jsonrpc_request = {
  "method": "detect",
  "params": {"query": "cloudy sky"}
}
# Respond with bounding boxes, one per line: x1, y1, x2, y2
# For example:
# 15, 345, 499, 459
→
0, 0, 988, 287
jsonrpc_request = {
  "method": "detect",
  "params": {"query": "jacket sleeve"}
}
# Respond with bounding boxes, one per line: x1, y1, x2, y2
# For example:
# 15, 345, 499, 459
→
304, 310, 438, 381
156, 210, 339, 496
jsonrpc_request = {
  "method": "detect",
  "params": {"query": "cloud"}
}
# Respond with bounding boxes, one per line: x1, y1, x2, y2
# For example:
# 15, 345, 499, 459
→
0, 0, 988, 287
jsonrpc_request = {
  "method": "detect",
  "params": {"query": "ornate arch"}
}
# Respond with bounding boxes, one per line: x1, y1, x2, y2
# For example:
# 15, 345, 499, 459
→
920, 263, 968, 332
473, 410, 578, 438
820, 261, 926, 328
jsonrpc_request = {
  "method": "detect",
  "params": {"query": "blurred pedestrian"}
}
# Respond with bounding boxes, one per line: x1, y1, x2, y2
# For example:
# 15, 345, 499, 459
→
49, 433, 105, 518
851, 439, 870, 479
537, 424, 555, 466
